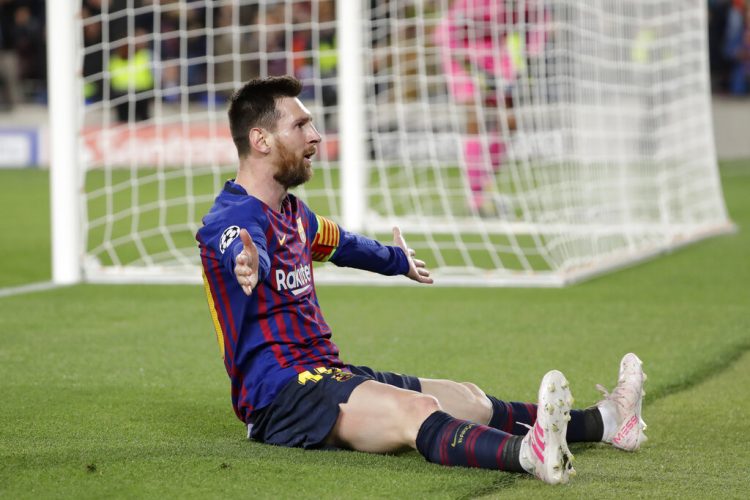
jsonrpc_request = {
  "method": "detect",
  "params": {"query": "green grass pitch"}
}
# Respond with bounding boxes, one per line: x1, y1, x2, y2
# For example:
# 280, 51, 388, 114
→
1, 160, 749, 498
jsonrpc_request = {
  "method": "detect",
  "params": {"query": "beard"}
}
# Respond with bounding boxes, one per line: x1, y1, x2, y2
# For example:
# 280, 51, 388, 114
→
273, 140, 313, 189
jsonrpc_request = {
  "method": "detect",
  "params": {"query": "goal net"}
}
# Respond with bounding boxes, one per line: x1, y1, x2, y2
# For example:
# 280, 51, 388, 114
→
61, 0, 733, 286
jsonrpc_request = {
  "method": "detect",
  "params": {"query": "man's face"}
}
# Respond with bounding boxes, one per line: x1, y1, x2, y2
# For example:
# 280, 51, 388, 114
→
269, 97, 321, 189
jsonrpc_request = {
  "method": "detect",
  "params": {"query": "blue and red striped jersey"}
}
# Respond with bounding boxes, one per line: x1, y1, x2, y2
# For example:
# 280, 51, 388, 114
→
196, 180, 409, 424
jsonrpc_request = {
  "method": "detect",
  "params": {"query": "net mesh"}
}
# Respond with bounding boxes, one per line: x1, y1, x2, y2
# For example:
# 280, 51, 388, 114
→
77, 0, 732, 285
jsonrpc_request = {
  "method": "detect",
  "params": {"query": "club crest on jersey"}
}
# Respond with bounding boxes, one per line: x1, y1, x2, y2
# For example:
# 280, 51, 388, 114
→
297, 217, 306, 243
219, 225, 240, 254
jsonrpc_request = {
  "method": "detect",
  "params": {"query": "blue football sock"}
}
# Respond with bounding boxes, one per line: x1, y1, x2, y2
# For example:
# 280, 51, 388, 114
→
415, 411, 524, 472
567, 407, 604, 442
487, 395, 603, 442
487, 395, 537, 434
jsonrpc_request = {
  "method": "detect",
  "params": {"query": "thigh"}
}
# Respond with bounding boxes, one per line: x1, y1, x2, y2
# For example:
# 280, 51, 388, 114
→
328, 379, 440, 454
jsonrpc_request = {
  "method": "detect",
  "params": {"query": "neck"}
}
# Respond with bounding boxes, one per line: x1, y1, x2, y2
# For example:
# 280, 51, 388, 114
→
235, 158, 287, 212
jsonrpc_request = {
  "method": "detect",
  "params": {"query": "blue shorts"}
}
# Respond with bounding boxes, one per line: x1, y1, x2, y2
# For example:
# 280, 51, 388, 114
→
248, 365, 421, 449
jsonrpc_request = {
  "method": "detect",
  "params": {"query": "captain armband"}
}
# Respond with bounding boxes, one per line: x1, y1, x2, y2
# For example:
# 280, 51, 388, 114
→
310, 215, 340, 262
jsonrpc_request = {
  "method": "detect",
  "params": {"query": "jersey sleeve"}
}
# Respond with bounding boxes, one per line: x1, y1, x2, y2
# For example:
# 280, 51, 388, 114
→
199, 199, 272, 284
304, 205, 408, 276
332, 230, 409, 275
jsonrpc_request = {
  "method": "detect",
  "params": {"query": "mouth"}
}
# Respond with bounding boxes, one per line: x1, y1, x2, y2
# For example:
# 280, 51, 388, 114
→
303, 148, 316, 164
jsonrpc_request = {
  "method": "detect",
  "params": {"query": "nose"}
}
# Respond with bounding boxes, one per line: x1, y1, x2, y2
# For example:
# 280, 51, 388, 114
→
308, 123, 322, 144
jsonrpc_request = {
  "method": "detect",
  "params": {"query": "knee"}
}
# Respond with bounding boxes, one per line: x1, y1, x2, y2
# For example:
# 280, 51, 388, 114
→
461, 382, 493, 421
400, 394, 442, 446
405, 393, 442, 423
460, 381, 485, 398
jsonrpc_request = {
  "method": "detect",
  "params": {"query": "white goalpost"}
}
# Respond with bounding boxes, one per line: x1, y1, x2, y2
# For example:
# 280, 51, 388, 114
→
47, 0, 81, 285
49, 0, 734, 287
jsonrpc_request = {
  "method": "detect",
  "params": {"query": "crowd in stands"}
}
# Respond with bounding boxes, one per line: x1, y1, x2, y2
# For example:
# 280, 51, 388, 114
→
709, 0, 750, 95
76, 0, 338, 124
0, 0, 46, 110
2, 0, 338, 122
1, 1, 749, 115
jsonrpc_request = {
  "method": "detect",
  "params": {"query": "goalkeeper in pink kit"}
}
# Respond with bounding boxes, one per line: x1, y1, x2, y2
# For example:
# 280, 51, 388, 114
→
434, 0, 549, 215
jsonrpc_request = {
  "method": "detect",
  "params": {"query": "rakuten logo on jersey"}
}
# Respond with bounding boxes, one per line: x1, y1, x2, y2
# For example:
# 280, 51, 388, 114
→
275, 264, 312, 296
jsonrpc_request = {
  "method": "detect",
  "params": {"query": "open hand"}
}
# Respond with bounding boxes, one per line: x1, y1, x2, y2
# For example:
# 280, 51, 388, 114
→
392, 226, 433, 285
234, 228, 259, 295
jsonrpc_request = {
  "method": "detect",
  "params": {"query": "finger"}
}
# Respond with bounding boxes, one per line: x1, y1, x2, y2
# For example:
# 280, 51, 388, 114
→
408, 248, 416, 257
417, 267, 430, 276
392, 226, 406, 248
239, 272, 256, 294
240, 228, 258, 258
240, 228, 253, 248
236, 252, 248, 266
417, 274, 434, 284
413, 258, 426, 267
247, 240, 259, 261
238, 229, 260, 270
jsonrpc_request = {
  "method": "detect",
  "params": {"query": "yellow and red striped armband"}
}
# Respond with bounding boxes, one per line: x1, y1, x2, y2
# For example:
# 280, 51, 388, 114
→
311, 215, 340, 262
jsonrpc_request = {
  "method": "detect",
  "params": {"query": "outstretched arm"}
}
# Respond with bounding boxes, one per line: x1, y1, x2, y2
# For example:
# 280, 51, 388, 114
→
308, 208, 432, 282
392, 226, 433, 285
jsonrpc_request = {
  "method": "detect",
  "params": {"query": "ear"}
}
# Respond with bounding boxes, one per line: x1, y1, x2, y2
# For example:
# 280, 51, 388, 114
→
249, 128, 271, 154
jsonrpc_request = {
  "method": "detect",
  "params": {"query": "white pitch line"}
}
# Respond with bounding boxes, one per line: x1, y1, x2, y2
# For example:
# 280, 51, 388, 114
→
0, 281, 66, 298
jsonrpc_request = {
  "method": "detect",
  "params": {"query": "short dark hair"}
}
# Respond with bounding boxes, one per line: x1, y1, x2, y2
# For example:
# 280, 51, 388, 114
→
227, 75, 303, 157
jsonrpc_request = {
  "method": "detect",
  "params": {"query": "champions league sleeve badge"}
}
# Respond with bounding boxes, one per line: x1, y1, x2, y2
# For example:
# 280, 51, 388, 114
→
219, 225, 241, 254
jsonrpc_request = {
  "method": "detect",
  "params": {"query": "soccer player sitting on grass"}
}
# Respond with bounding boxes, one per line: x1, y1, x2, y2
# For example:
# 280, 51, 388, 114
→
196, 75, 647, 485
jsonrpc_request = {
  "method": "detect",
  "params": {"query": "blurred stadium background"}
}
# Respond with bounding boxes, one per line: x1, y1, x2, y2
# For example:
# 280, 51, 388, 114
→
1, 1, 748, 164
2, 0, 747, 287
